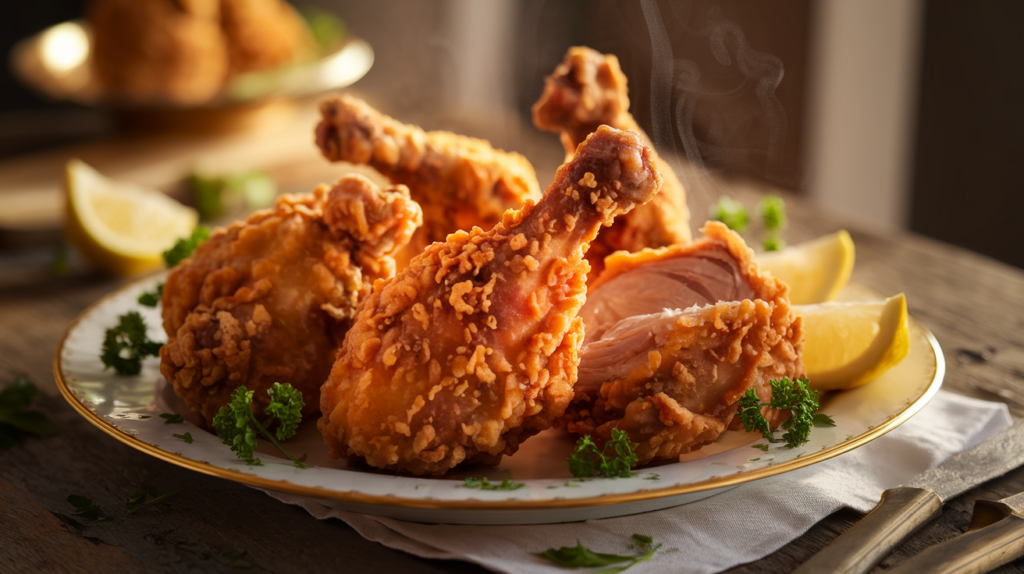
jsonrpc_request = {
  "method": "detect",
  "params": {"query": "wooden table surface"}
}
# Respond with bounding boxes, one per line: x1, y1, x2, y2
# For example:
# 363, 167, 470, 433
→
2, 106, 1024, 573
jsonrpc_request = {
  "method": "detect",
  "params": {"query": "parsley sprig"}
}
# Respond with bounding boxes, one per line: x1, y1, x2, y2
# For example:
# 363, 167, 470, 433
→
568, 429, 638, 479
211, 383, 307, 468
101, 311, 163, 376
538, 534, 662, 573
738, 377, 835, 448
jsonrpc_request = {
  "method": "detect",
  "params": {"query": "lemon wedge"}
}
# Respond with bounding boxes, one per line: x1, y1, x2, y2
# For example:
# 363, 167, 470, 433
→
796, 293, 910, 391
756, 230, 855, 304
65, 159, 198, 276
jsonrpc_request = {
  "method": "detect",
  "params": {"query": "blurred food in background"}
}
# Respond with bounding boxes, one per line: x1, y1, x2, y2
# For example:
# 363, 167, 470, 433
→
190, 168, 276, 220
89, 0, 315, 105
10, 0, 366, 112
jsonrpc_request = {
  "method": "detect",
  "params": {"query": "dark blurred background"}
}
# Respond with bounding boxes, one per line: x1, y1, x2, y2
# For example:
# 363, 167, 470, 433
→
1, 0, 1022, 268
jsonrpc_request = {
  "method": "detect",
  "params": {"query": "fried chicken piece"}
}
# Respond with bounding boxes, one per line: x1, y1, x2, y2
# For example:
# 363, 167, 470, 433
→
220, 0, 315, 75
316, 95, 542, 265
319, 126, 663, 475
90, 0, 228, 104
160, 175, 422, 424
533, 46, 692, 278
568, 222, 803, 464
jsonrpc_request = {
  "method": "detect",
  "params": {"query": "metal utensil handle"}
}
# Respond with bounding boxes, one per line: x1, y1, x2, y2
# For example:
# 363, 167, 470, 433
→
886, 510, 1024, 574
793, 486, 942, 574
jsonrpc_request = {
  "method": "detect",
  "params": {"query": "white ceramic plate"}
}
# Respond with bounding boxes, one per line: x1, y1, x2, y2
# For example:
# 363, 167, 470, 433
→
55, 275, 943, 524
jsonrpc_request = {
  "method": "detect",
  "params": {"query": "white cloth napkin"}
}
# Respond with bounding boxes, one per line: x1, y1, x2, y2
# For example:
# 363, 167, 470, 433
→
264, 391, 1012, 574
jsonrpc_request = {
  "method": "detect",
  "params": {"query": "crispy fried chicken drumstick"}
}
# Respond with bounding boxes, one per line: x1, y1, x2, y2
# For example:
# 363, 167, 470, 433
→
160, 175, 422, 424
568, 222, 803, 464
533, 46, 692, 277
319, 126, 663, 475
316, 95, 542, 263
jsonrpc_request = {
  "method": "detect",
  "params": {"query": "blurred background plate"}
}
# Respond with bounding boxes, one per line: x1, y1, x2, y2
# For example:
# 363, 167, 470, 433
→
10, 20, 373, 110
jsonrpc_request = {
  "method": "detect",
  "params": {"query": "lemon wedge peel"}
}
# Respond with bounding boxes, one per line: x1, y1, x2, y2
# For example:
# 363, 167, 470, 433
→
796, 293, 910, 392
756, 230, 855, 305
65, 159, 198, 276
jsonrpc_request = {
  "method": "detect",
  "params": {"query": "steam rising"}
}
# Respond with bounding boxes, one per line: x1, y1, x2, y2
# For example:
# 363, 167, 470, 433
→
641, 1, 790, 200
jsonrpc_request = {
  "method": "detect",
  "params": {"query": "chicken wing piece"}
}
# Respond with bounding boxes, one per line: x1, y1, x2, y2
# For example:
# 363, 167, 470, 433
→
160, 175, 422, 425
568, 222, 804, 464
319, 126, 663, 475
533, 46, 692, 277
316, 95, 542, 264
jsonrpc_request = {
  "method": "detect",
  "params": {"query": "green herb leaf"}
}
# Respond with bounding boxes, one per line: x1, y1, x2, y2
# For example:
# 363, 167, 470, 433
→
0, 376, 37, 410
126, 487, 183, 515
137, 283, 164, 307
67, 495, 105, 521
750, 457, 761, 461
0, 410, 60, 436
160, 413, 184, 425
173, 432, 193, 443
538, 534, 662, 573
101, 312, 163, 376
462, 477, 525, 491
710, 196, 749, 232
0, 378, 60, 448
737, 377, 823, 448
163, 226, 210, 268
813, 413, 837, 428
751, 444, 769, 452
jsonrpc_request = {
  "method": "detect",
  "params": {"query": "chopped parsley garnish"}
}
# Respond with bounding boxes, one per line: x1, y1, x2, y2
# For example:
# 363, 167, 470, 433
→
538, 534, 662, 572
0, 377, 60, 449
173, 432, 193, 443
163, 226, 210, 268
710, 196, 748, 232
160, 413, 183, 424
568, 428, 638, 479
101, 312, 163, 376
67, 495, 105, 521
211, 383, 306, 468
126, 487, 182, 515
462, 477, 525, 491
137, 283, 163, 307
737, 377, 834, 448
750, 457, 761, 462
751, 444, 770, 452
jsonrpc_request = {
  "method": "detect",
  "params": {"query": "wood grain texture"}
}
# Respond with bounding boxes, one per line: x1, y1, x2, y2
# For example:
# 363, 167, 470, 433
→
3, 166, 1024, 572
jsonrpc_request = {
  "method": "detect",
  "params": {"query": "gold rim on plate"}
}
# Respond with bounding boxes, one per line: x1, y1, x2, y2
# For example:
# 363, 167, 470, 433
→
53, 276, 945, 511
